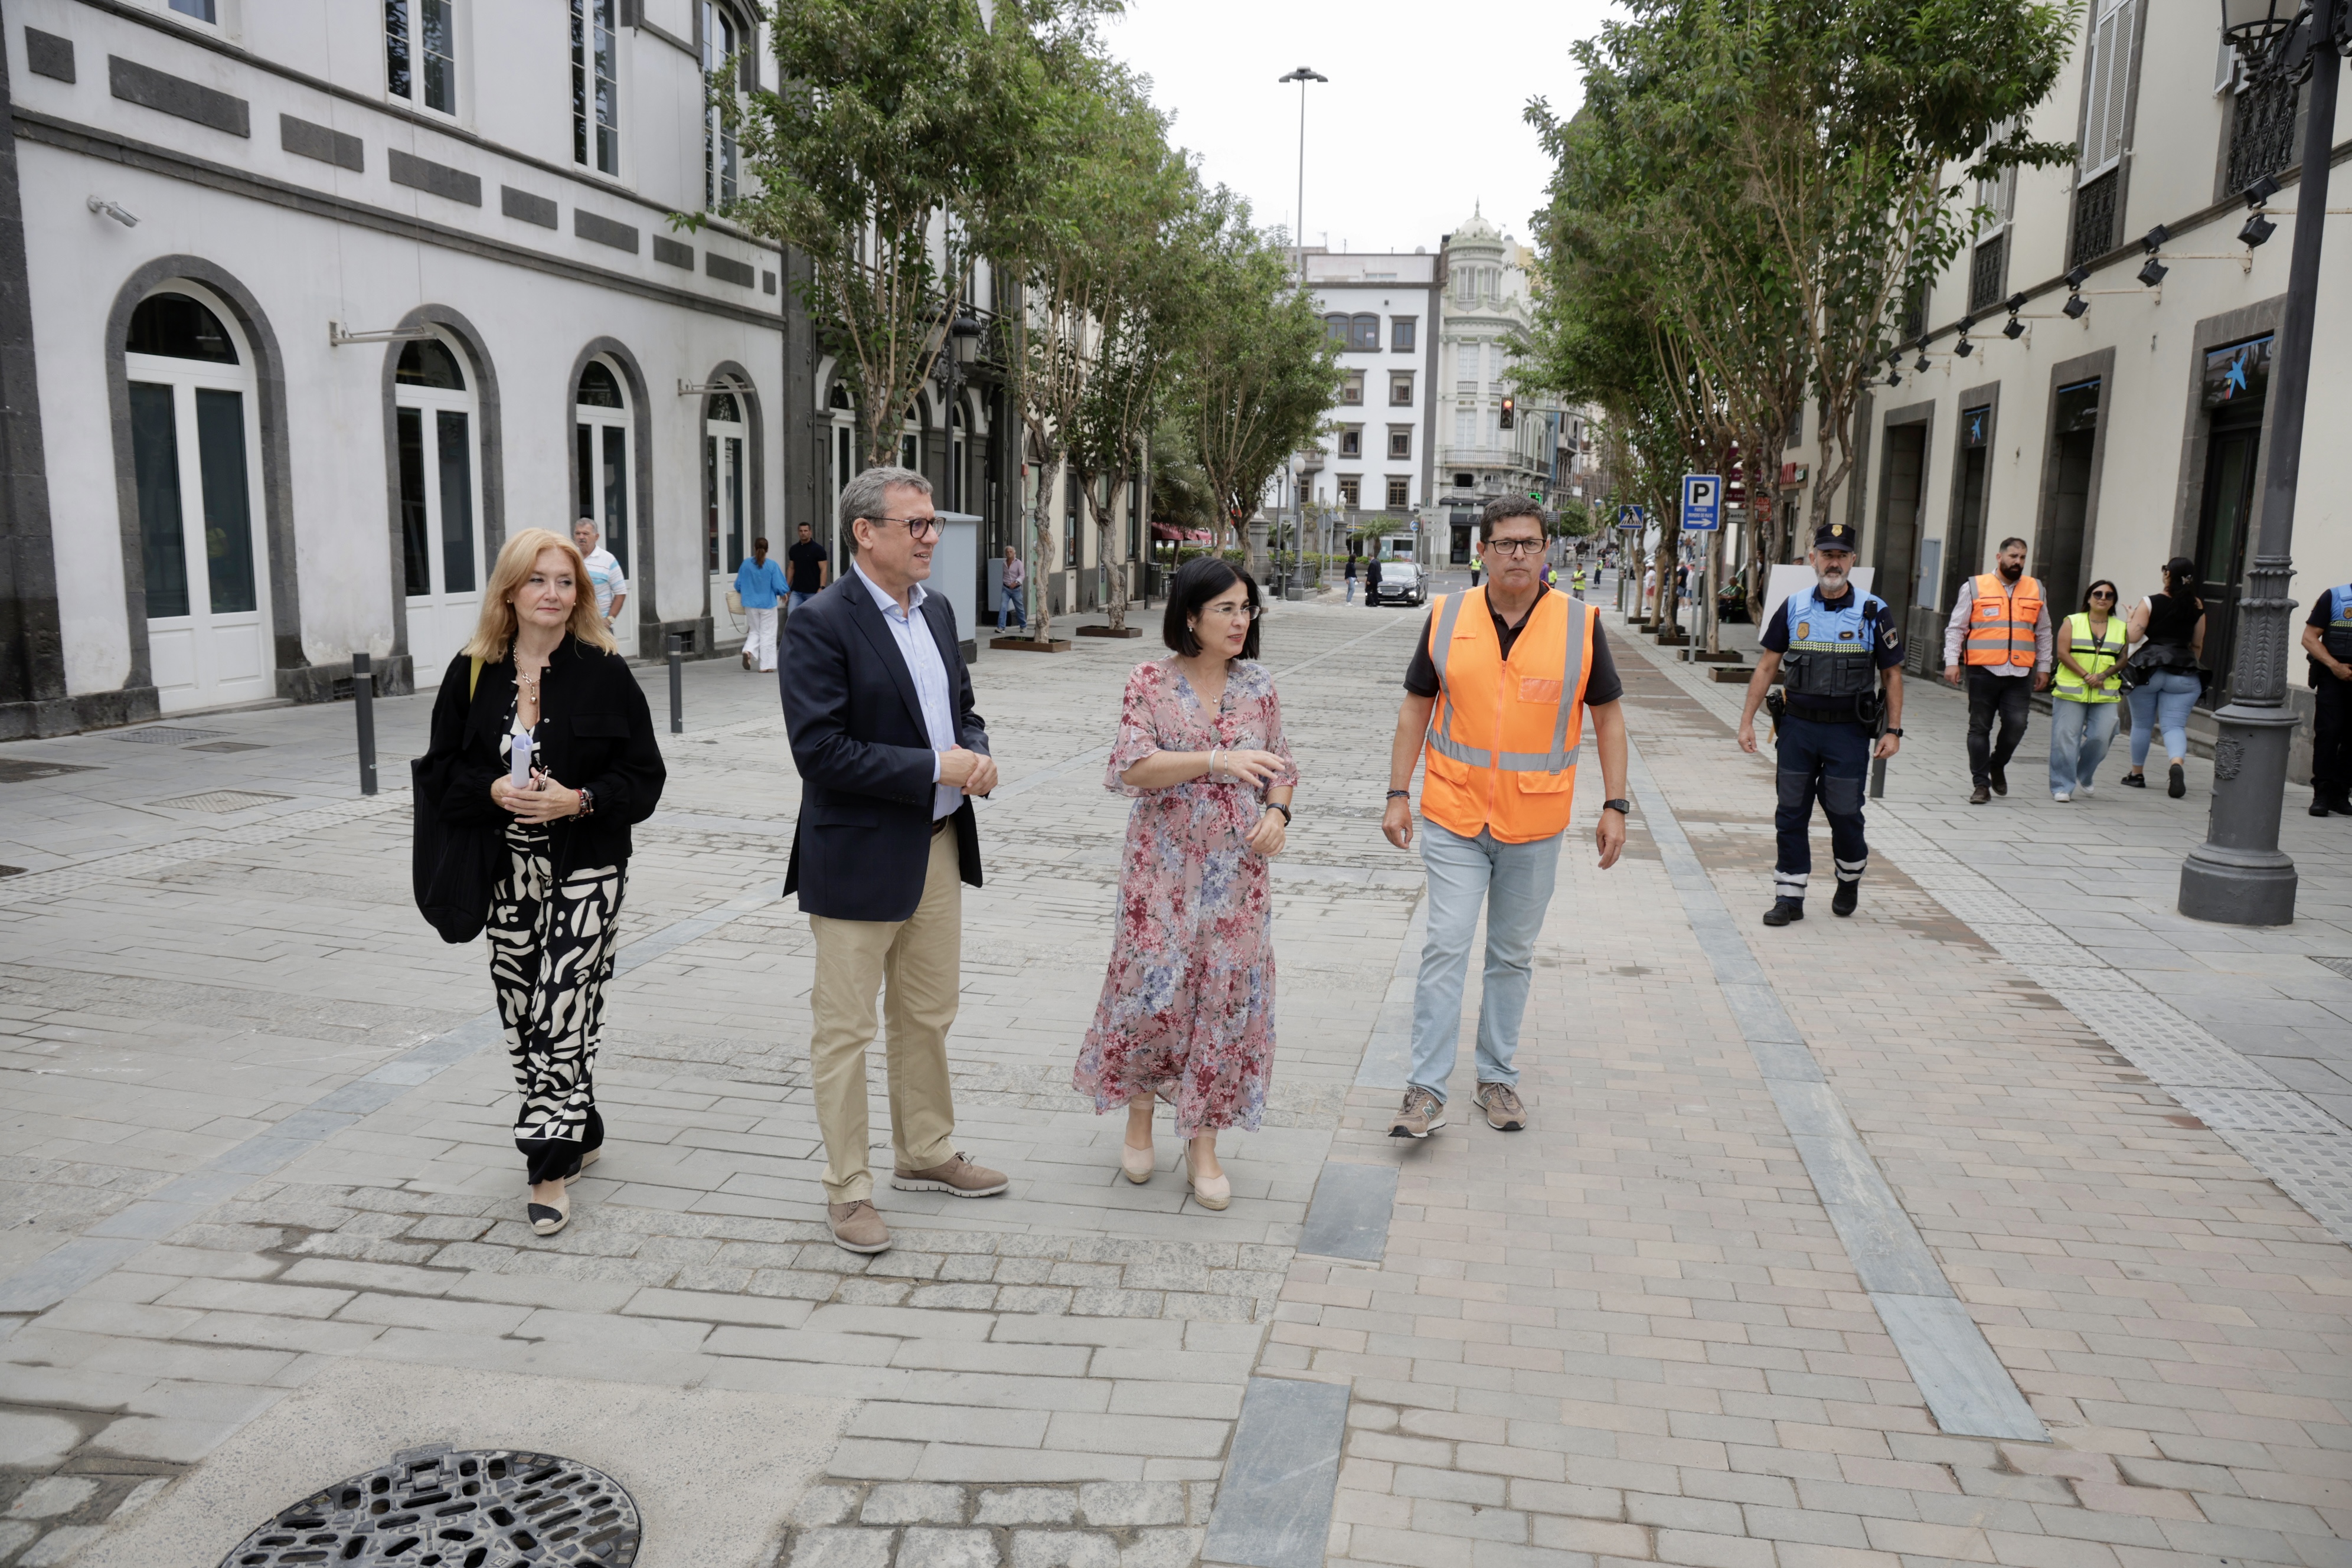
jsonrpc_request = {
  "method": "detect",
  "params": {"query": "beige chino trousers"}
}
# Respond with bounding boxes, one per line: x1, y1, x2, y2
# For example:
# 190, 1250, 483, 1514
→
807, 823, 962, 1203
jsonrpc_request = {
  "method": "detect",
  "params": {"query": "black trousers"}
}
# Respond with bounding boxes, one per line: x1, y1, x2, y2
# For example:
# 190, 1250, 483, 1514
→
1774, 714, 1871, 900
1966, 667, 2033, 785
2316, 677, 2352, 796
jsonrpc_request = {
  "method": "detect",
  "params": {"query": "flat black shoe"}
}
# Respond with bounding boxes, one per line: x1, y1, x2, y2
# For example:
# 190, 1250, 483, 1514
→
2120, 772, 2147, 788
2331, 795, 2352, 816
1832, 880, 1859, 917
2313, 796, 2333, 818
2168, 762, 2187, 799
1990, 765, 2007, 796
1762, 897, 1805, 927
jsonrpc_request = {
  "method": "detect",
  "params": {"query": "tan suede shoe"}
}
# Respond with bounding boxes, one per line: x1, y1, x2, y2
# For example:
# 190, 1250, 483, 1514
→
828, 1200, 891, 1255
890, 1153, 1009, 1197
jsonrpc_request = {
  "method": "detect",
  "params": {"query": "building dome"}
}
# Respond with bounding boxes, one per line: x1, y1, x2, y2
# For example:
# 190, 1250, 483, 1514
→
1453, 204, 1501, 242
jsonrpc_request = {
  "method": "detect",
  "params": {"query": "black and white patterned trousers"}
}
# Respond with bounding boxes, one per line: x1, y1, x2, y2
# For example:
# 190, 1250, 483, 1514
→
486, 824, 625, 1185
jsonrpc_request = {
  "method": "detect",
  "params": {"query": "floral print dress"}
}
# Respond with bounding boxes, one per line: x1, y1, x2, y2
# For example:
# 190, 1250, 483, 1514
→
1072, 657, 1299, 1136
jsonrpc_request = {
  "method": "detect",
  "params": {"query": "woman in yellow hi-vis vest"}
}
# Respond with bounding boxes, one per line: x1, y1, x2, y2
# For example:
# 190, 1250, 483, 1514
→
2047, 580, 2125, 801
1379, 499, 1631, 1140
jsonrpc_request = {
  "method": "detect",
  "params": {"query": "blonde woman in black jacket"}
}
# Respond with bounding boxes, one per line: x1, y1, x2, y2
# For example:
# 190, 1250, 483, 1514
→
417, 527, 665, 1236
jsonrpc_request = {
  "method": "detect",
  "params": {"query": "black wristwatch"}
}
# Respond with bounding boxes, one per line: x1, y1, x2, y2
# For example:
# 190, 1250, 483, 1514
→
1884, 727, 1905, 737
1601, 798, 1631, 815
1266, 802, 1293, 823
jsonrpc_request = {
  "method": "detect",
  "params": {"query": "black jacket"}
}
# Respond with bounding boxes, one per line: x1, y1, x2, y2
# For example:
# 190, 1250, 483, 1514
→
780, 573, 988, 922
418, 636, 666, 873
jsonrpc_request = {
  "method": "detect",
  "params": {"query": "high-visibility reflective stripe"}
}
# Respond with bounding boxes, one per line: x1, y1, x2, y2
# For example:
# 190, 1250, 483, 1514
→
1427, 593, 1469, 759
1547, 601, 1589, 770
1423, 592, 1586, 775
1424, 733, 1584, 772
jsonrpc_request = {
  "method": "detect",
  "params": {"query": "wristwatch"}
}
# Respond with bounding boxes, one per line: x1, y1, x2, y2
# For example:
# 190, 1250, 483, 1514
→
1266, 802, 1293, 823
1601, 798, 1631, 815
1884, 727, 1905, 737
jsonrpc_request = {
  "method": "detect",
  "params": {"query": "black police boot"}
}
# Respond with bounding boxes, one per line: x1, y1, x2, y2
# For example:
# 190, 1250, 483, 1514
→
1832, 879, 1860, 917
1762, 897, 1805, 927
2333, 793, 2352, 816
2314, 793, 2334, 818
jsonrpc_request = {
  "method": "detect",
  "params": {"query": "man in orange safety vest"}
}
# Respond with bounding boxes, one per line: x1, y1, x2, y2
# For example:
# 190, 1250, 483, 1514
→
1941, 535, 2052, 804
1380, 497, 1629, 1140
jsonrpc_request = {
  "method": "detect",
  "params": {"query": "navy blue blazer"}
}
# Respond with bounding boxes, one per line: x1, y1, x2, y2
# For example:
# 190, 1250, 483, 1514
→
780, 571, 989, 921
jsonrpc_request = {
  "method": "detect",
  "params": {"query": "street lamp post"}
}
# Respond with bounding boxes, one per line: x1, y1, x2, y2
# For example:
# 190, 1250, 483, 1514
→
1278, 66, 1327, 287
2180, 0, 2347, 924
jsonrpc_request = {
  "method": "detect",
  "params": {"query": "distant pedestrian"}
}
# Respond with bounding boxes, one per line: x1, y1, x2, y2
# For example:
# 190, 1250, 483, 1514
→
418, 527, 665, 1239
998, 545, 1025, 632
1383, 497, 1629, 1139
2047, 580, 2124, 802
1073, 557, 1296, 1212
2304, 577, 2352, 816
1570, 563, 1588, 600
786, 521, 828, 611
1344, 552, 1358, 604
1643, 563, 1657, 612
1366, 553, 1383, 606
572, 518, 628, 635
1942, 536, 2052, 803
733, 536, 788, 674
2121, 558, 2206, 799
780, 466, 1004, 1256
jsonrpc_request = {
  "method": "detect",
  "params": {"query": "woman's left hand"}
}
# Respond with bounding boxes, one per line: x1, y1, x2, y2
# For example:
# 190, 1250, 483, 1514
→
1245, 811, 1286, 858
506, 771, 584, 823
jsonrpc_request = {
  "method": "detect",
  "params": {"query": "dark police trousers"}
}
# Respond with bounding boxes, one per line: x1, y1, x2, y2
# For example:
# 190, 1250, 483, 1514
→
1775, 714, 1871, 902
2317, 677, 2352, 798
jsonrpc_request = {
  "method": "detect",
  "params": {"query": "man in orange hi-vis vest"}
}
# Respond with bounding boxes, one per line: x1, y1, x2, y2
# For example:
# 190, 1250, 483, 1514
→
1941, 535, 2052, 804
1380, 497, 1629, 1139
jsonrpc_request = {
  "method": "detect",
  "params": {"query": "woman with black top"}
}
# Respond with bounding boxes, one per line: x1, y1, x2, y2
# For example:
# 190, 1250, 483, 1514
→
417, 527, 665, 1236
2122, 557, 2206, 798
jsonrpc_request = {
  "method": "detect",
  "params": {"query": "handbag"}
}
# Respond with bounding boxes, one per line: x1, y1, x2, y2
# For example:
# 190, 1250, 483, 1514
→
410, 656, 504, 945
726, 589, 744, 615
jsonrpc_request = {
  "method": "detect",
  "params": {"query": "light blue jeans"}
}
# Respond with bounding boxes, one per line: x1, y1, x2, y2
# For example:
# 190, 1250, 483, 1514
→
2126, 669, 2201, 766
2047, 698, 2121, 795
1407, 820, 1564, 1102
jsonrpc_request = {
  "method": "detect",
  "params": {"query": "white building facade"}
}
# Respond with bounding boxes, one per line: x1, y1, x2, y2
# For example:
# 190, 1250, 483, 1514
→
1434, 209, 1578, 566
1, 0, 803, 733
1303, 249, 1439, 547
1780, 4, 2351, 775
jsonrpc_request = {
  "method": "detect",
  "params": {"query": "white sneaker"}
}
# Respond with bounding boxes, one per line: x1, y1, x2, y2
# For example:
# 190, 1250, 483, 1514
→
2077, 785, 2095, 797
2052, 791, 2072, 802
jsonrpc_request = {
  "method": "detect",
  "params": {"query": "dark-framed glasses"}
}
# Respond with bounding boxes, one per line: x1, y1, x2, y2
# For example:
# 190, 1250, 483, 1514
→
2089, 590, 2117, 600
1485, 537, 1546, 557
865, 514, 942, 541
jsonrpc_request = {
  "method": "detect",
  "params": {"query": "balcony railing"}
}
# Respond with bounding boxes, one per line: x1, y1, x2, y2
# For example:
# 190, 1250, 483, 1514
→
1440, 446, 1542, 471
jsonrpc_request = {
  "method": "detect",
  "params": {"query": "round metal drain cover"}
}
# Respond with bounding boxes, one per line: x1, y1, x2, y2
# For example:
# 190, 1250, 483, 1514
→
217, 1446, 640, 1567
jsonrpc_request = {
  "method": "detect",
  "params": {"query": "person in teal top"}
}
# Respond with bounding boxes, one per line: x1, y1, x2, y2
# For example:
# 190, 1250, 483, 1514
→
735, 537, 790, 673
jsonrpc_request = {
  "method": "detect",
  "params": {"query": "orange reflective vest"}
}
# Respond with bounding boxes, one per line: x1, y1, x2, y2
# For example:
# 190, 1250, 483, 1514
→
1421, 587, 1596, 844
1964, 572, 2044, 668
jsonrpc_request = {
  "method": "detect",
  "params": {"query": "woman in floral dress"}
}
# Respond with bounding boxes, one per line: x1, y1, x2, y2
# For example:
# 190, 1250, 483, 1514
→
1072, 558, 1298, 1211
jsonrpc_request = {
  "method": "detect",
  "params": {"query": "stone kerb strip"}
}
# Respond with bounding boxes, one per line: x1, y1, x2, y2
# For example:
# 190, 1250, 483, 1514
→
1618, 610, 2352, 1249
1623, 733, 2048, 1442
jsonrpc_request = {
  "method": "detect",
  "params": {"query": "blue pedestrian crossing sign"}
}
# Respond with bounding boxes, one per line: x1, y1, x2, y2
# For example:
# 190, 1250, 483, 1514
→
1681, 474, 1723, 533
1616, 504, 1646, 531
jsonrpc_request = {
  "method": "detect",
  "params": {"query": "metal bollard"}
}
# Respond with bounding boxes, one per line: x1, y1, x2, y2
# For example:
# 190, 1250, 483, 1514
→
668, 633, 684, 735
352, 651, 378, 796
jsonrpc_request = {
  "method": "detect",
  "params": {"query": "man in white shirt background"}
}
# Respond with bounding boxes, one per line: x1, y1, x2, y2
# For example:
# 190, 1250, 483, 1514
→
573, 518, 629, 633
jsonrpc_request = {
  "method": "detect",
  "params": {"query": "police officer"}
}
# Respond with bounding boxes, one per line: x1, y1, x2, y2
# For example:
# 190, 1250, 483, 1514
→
1736, 520, 1905, 926
2304, 579, 2352, 816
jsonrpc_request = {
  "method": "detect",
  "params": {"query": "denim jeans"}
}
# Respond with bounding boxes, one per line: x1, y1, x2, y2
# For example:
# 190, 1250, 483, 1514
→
1406, 820, 1564, 1102
997, 587, 1023, 631
2126, 669, 2201, 766
2046, 698, 2121, 795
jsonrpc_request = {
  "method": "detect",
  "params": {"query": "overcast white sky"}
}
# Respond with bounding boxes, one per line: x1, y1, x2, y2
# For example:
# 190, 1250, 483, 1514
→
1100, 0, 1623, 258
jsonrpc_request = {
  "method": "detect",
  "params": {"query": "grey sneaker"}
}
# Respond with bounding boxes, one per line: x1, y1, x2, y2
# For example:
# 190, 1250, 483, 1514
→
1389, 1087, 1445, 1139
828, 1200, 891, 1254
1475, 1082, 1527, 1132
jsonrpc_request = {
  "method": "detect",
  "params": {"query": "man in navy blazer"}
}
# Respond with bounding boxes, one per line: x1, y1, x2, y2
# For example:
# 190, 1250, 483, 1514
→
780, 465, 1005, 1255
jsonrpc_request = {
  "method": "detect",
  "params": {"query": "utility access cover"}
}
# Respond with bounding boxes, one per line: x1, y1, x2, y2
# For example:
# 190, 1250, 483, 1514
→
217, 1446, 640, 1567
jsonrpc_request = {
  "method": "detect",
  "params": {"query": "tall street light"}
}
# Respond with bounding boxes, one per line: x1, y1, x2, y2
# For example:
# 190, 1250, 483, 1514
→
2181, 0, 2348, 924
1278, 66, 1327, 287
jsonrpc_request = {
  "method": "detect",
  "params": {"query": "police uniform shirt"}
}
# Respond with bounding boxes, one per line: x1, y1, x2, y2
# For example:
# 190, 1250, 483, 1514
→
1403, 600, 1625, 705
1760, 586, 1904, 690
2308, 587, 2352, 685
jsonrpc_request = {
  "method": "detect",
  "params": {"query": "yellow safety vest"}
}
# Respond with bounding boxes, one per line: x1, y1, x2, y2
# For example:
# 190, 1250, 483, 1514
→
2051, 611, 2122, 704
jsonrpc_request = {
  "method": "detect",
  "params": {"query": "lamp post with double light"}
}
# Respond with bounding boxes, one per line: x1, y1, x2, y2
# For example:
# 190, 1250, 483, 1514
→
2179, 0, 2348, 924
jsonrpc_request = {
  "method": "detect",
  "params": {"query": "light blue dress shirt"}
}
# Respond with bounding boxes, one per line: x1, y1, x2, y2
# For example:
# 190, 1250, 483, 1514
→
852, 561, 963, 820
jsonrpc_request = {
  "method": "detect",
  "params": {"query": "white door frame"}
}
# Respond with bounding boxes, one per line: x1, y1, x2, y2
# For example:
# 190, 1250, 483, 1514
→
397, 337, 485, 674
705, 392, 747, 636
576, 356, 636, 656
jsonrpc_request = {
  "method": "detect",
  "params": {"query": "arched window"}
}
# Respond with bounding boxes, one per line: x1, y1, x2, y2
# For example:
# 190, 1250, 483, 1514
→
574, 355, 635, 652
1349, 313, 1380, 352
1324, 312, 1349, 346
394, 332, 483, 671
705, 387, 746, 576
125, 289, 270, 711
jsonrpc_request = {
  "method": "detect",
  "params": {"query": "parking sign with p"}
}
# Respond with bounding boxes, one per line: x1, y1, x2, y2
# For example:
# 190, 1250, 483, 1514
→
1681, 474, 1722, 533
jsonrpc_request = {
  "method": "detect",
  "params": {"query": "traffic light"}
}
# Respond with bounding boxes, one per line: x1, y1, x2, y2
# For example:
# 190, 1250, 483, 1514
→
1499, 395, 1515, 430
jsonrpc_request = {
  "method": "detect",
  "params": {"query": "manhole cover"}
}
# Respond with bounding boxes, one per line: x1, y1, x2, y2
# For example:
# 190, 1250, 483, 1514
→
151, 789, 293, 813
0, 757, 98, 782
188, 740, 269, 753
115, 726, 231, 744
217, 1446, 640, 1567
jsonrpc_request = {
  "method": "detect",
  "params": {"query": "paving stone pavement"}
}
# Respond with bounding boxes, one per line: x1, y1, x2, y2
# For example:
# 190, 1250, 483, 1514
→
5, 589, 2352, 1567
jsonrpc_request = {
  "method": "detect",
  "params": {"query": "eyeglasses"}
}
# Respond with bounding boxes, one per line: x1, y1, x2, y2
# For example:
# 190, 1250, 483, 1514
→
863, 514, 942, 541
1200, 602, 1262, 621
1484, 537, 1546, 557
